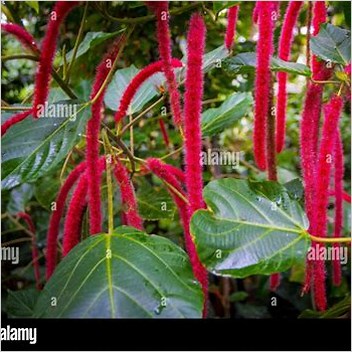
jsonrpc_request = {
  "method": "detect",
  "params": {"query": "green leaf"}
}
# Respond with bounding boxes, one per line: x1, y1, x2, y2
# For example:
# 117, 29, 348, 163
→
34, 227, 203, 318
1, 101, 89, 190
201, 92, 253, 136
34, 177, 60, 210
223, 52, 312, 76
25, 1, 39, 13
213, 2, 239, 18
299, 296, 351, 319
229, 291, 248, 302
137, 186, 176, 221
65, 30, 125, 63
104, 65, 162, 114
310, 24, 351, 65
191, 178, 310, 278
7, 183, 34, 214
6, 289, 40, 317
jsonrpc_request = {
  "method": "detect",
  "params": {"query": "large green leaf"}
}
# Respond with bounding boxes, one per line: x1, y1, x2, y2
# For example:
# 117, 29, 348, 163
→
201, 92, 253, 136
223, 52, 312, 76
34, 227, 203, 318
137, 186, 176, 221
65, 30, 125, 63
1, 101, 89, 190
6, 289, 40, 317
191, 178, 311, 278
104, 65, 162, 114
310, 24, 351, 65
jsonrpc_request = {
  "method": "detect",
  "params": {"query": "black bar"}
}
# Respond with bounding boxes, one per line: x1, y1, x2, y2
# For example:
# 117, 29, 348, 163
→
1, 318, 351, 351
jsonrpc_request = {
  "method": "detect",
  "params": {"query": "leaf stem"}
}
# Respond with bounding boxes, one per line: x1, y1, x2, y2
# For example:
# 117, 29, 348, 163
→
309, 234, 351, 243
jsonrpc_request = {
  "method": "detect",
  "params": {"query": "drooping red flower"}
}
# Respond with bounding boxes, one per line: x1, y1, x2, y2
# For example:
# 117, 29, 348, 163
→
147, 1, 183, 127
158, 118, 170, 148
114, 59, 182, 123
46, 161, 86, 280
33, 1, 80, 118
17, 212, 41, 290
332, 130, 344, 286
145, 157, 208, 316
184, 13, 206, 214
275, 1, 303, 153
1, 23, 39, 53
225, 5, 239, 51
1, 109, 33, 137
313, 95, 343, 311
113, 159, 143, 230
86, 37, 124, 235
253, 2, 275, 170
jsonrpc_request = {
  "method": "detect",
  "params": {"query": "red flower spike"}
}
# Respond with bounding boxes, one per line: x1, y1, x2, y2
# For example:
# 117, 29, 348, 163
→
313, 95, 343, 311
63, 157, 106, 255
114, 59, 182, 123
147, 1, 183, 127
225, 5, 239, 51
17, 212, 41, 290
46, 161, 87, 280
158, 118, 170, 148
275, 1, 303, 153
332, 130, 344, 286
252, 3, 259, 24
184, 13, 206, 214
145, 158, 208, 316
1, 23, 39, 53
1, 109, 33, 137
312, 2, 331, 80
113, 159, 143, 230
253, 2, 275, 170
33, 1, 80, 118
86, 38, 123, 235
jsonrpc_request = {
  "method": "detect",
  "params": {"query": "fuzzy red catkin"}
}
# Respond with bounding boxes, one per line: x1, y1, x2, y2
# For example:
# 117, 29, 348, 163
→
45, 161, 86, 280
17, 212, 41, 290
1, 23, 39, 53
252, 3, 259, 24
253, 2, 275, 170
332, 130, 344, 286
114, 59, 182, 123
313, 95, 343, 311
147, 1, 183, 127
145, 158, 208, 315
158, 118, 170, 147
1, 109, 33, 137
62, 157, 106, 255
33, 1, 79, 118
184, 13, 209, 316
329, 190, 351, 203
184, 13, 206, 213
275, 1, 303, 153
86, 38, 123, 235
225, 5, 239, 51
113, 159, 143, 230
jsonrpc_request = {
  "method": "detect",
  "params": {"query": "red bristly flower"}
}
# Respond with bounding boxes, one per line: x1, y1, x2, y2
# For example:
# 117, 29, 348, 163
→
225, 5, 239, 51
114, 59, 182, 123
183, 13, 209, 316
33, 1, 79, 118
145, 157, 208, 316
86, 37, 123, 235
1, 23, 39, 53
253, 2, 275, 170
313, 95, 343, 311
62, 157, 106, 256
275, 1, 303, 153
332, 130, 344, 286
17, 212, 41, 290
1, 109, 33, 137
113, 159, 143, 230
46, 161, 86, 280
158, 118, 170, 148
147, 1, 183, 127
